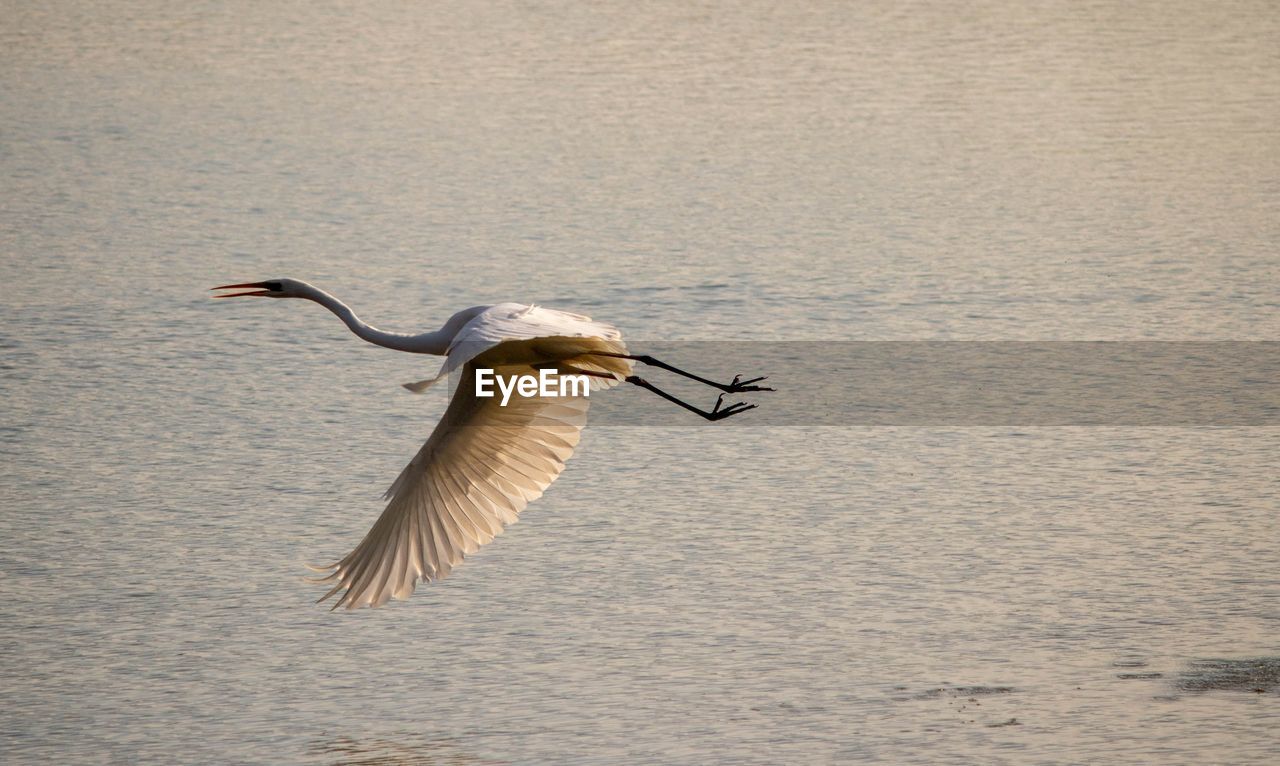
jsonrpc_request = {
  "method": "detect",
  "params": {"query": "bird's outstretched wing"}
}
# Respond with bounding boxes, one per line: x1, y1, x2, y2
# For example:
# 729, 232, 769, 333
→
311, 358, 616, 609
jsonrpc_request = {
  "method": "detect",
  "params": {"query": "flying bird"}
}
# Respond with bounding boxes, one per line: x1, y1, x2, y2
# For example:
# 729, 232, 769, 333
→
213, 279, 771, 609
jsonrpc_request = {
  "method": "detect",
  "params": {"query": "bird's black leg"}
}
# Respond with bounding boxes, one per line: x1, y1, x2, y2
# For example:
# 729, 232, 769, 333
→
588, 352, 774, 393
625, 376, 757, 421
535, 363, 759, 421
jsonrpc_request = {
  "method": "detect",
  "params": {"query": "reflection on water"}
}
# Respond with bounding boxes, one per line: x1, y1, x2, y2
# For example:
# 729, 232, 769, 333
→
1177, 658, 1280, 694
312, 734, 502, 766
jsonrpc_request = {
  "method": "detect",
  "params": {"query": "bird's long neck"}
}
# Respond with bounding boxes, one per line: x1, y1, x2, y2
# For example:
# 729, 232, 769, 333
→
302, 285, 451, 355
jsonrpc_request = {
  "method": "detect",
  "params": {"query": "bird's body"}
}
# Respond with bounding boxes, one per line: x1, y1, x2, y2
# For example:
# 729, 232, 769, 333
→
401, 302, 630, 394
214, 278, 768, 610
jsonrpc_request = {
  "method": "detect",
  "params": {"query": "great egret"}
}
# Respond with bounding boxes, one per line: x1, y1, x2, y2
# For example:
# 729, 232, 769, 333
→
213, 279, 771, 609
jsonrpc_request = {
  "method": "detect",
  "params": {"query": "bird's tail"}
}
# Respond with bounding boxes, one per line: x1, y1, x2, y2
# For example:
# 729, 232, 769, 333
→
401, 373, 445, 393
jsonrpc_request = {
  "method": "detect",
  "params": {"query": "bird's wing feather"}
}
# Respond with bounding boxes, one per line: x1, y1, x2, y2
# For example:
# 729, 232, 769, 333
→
452, 303, 624, 347
313, 362, 593, 610
403, 303, 625, 393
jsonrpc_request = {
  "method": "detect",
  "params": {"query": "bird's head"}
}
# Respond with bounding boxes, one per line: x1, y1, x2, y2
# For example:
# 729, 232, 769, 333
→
211, 278, 309, 299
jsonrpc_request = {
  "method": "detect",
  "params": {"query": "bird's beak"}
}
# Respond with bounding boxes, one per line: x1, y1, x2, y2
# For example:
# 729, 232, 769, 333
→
212, 282, 272, 298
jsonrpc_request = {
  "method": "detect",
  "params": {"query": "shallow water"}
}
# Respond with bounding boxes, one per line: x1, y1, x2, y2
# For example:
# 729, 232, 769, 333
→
3, 1, 1278, 763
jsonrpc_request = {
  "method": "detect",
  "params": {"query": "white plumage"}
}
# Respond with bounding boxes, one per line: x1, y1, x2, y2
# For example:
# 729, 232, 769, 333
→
213, 278, 766, 610
402, 302, 626, 394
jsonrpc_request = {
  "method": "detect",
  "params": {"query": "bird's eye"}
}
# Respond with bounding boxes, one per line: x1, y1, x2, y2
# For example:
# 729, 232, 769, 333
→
264, 281, 283, 292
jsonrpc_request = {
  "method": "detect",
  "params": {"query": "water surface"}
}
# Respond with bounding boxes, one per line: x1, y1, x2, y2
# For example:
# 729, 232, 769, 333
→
2, 1, 1277, 763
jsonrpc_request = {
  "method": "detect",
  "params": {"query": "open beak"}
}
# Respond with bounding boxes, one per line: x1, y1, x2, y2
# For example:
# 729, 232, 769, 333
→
212, 281, 272, 298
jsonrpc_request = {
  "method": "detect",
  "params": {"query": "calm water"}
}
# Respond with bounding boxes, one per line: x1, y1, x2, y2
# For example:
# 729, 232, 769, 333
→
3, 1, 1278, 763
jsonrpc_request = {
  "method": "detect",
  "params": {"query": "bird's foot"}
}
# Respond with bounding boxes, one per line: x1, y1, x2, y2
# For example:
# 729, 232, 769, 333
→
704, 392, 758, 421
717, 374, 775, 394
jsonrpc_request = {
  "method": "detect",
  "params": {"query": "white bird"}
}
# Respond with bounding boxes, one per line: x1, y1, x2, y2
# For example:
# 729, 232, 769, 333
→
213, 278, 770, 609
